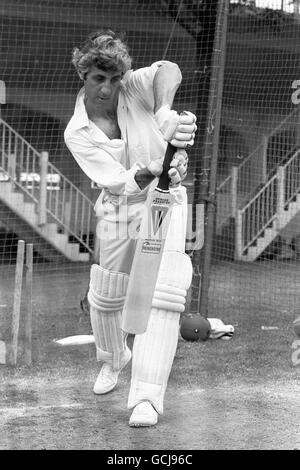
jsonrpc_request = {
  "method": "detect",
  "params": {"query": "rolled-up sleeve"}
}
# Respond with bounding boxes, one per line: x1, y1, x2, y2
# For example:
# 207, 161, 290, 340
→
64, 131, 143, 196
125, 62, 163, 111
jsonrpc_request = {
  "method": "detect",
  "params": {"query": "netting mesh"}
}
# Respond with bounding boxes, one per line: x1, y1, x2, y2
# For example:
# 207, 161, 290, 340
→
1, 0, 300, 358
210, 0, 300, 323
0, 0, 204, 272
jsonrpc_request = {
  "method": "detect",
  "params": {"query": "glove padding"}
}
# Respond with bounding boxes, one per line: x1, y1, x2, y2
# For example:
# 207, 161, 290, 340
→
168, 149, 188, 186
147, 149, 188, 187
155, 105, 197, 148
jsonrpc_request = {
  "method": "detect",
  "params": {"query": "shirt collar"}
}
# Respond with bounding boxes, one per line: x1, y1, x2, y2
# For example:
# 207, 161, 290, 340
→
70, 73, 130, 131
70, 87, 90, 130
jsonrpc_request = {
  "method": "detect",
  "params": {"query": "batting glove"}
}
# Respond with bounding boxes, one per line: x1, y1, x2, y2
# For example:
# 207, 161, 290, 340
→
168, 149, 188, 186
154, 105, 197, 148
147, 149, 188, 186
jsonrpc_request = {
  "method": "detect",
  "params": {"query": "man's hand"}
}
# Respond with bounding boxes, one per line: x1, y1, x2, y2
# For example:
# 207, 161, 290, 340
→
168, 149, 188, 187
135, 150, 189, 190
154, 105, 197, 148
146, 150, 188, 188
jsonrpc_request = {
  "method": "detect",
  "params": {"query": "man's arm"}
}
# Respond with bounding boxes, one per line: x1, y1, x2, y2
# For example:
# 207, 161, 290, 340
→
153, 61, 182, 113
134, 62, 182, 190
65, 132, 143, 196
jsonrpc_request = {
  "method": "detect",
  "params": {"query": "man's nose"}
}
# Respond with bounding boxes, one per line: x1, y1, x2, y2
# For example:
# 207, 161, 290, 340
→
101, 81, 112, 96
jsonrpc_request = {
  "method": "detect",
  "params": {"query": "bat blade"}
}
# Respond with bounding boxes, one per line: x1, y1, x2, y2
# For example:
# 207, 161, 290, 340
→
122, 144, 176, 335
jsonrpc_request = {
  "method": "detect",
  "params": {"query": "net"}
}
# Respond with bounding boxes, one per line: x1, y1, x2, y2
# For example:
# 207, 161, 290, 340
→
0, 0, 204, 271
0, 0, 211, 355
209, 0, 300, 328
0, 0, 299, 361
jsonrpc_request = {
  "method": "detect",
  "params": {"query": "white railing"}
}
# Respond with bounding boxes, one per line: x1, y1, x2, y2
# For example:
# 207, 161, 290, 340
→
216, 106, 300, 230
216, 168, 238, 233
0, 117, 95, 254
283, 148, 300, 207
236, 173, 278, 256
236, 148, 300, 258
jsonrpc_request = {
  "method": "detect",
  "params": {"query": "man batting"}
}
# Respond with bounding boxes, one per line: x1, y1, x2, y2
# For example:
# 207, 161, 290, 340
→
64, 30, 197, 427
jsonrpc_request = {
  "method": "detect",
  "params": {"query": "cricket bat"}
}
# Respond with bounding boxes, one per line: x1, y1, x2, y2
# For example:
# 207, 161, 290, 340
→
121, 143, 177, 335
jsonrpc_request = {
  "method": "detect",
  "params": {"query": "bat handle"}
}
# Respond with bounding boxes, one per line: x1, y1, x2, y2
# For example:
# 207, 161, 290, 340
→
157, 143, 177, 191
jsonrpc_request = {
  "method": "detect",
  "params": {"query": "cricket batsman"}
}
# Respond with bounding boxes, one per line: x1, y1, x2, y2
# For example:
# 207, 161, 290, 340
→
64, 30, 197, 426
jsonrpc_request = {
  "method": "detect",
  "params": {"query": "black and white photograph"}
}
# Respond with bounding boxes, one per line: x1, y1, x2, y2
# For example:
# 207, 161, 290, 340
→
0, 0, 299, 455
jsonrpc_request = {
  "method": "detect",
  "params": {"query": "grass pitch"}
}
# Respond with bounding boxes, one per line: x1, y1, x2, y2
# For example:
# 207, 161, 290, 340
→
0, 260, 299, 449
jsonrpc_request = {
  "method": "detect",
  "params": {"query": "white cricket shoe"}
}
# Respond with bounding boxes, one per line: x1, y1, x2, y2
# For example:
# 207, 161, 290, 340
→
93, 347, 131, 395
129, 401, 158, 427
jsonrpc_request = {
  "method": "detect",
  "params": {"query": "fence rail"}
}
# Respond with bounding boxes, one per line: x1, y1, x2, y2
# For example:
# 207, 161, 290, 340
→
216, 107, 300, 231
236, 148, 300, 258
0, 117, 95, 254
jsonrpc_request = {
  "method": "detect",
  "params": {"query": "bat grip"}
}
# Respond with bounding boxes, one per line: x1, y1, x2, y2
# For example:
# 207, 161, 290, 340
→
157, 143, 177, 191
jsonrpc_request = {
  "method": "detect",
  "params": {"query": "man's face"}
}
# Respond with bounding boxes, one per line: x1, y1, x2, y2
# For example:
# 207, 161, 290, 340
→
84, 66, 123, 110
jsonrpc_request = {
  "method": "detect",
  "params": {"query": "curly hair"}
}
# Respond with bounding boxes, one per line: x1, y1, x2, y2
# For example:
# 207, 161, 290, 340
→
72, 30, 132, 80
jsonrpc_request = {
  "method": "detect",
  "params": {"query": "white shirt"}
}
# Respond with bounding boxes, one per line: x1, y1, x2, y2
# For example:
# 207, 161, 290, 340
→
64, 62, 167, 198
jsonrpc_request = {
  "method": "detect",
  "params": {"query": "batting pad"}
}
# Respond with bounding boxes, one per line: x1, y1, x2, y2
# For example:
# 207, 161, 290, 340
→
88, 264, 129, 369
128, 251, 192, 414
88, 264, 129, 312
127, 310, 180, 415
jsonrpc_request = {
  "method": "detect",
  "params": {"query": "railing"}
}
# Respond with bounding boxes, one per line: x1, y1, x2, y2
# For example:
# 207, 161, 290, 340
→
216, 106, 300, 230
0, 117, 95, 254
216, 168, 237, 233
283, 148, 300, 208
236, 148, 300, 258
236, 106, 299, 188
236, 174, 278, 256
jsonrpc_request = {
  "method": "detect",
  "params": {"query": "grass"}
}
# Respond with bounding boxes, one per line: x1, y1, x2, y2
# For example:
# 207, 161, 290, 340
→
0, 259, 300, 449
0, 258, 299, 384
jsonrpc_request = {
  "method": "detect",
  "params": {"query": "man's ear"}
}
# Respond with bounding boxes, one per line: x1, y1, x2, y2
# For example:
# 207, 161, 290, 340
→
77, 69, 87, 81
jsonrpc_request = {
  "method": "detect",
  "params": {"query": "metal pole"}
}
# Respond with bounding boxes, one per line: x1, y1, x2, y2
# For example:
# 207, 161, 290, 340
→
191, 0, 229, 317
39, 151, 48, 226
0, 80, 6, 121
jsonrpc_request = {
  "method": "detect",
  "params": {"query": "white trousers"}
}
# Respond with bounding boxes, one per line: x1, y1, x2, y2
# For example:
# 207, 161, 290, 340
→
91, 186, 191, 413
